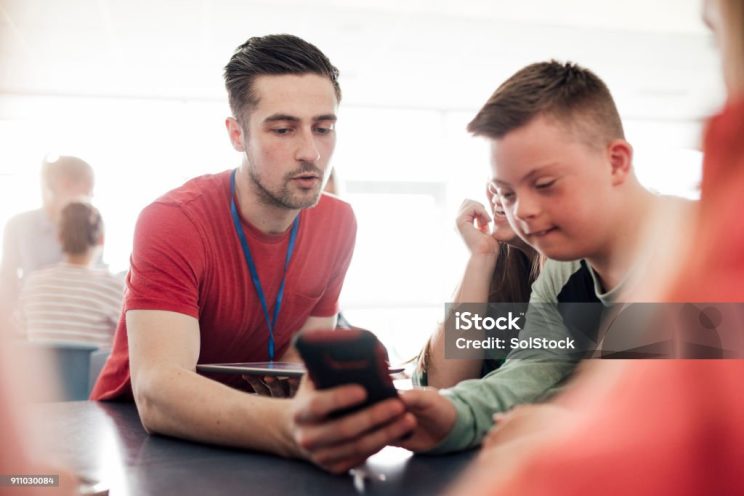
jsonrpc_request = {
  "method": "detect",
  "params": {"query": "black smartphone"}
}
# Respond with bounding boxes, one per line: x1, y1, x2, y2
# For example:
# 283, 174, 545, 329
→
294, 329, 398, 416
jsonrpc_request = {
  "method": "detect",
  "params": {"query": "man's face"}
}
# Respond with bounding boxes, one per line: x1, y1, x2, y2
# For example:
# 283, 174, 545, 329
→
489, 115, 615, 261
49, 177, 94, 211
238, 73, 338, 210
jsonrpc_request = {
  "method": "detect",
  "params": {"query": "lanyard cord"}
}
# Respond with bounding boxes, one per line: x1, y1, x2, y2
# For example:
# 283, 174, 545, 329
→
229, 169, 300, 360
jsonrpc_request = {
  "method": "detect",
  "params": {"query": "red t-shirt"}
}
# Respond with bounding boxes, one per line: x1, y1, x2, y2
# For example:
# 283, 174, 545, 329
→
91, 169, 356, 400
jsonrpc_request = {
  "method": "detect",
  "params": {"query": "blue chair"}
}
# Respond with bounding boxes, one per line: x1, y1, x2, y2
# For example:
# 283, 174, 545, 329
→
24, 341, 99, 401
89, 348, 111, 393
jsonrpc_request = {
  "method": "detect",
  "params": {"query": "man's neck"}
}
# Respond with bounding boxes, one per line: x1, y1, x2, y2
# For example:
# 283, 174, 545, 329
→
585, 185, 657, 293
43, 203, 60, 224
234, 166, 300, 235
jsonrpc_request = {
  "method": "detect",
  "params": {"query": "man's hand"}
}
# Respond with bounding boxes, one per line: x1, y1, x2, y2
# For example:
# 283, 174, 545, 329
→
288, 377, 416, 474
242, 345, 303, 397
393, 388, 458, 452
242, 375, 300, 397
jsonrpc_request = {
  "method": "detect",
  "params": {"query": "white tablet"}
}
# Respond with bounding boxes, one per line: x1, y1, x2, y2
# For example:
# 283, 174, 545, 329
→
197, 361, 404, 377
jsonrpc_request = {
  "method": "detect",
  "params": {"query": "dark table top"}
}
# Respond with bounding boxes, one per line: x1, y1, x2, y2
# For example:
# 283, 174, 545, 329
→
37, 401, 476, 496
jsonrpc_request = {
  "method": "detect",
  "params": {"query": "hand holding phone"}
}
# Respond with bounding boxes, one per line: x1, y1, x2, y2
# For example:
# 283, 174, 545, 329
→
294, 329, 398, 416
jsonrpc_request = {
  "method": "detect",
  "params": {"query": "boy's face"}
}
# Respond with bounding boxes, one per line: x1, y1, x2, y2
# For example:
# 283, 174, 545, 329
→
489, 115, 615, 261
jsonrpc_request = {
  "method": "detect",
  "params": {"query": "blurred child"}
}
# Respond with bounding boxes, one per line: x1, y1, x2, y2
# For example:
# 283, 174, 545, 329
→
18, 202, 123, 349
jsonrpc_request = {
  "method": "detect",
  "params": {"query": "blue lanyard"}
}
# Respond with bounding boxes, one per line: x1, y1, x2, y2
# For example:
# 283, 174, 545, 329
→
229, 169, 300, 360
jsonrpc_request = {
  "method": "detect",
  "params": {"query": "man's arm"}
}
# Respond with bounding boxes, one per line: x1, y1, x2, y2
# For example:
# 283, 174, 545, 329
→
129, 309, 414, 473
128, 309, 298, 454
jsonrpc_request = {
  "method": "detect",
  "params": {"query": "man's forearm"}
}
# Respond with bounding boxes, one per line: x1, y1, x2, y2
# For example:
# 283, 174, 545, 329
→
427, 254, 497, 388
134, 365, 298, 458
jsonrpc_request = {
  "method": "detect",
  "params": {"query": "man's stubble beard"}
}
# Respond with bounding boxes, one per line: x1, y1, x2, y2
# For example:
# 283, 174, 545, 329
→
245, 157, 323, 210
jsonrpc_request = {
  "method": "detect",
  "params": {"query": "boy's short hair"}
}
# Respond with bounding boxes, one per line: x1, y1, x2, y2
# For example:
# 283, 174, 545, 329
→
41, 156, 94, 192
223, 34, 341, 122
467, 61, 624, 148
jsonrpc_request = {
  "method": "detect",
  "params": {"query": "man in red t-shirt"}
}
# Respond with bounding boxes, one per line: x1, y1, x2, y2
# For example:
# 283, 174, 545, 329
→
90, 34, 415, 474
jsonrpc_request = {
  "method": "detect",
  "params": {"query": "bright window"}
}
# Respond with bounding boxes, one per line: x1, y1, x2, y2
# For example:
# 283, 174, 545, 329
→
0, 95, 703, 362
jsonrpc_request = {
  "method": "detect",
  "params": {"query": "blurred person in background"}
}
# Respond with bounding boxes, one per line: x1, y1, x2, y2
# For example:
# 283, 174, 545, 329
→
447, 0, 744, 494
323, 167, 341, 196
0, 156, 95, 329
17, 201, 123, 350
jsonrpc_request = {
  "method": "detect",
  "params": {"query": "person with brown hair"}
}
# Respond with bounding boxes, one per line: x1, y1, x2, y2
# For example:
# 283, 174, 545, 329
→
18, 201, 123, 348
390, 60, 692, 455
413, 189, 540, 389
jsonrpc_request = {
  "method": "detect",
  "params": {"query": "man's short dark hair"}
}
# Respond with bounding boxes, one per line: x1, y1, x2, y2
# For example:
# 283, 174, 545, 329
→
224, 34, 341, 121
467, 61, 624, 147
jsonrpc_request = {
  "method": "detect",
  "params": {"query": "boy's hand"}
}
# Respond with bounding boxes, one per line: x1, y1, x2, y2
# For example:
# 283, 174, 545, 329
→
393, 388, 458, 452
288, 377, 416, 474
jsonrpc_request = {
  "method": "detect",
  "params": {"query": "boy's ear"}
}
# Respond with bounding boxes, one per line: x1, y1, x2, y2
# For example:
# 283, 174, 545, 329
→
608, 139, 633, 186
226, 117, 246, 152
